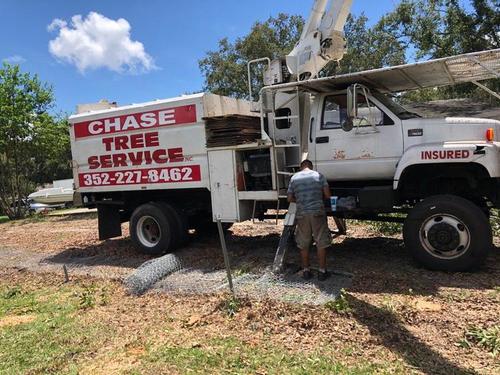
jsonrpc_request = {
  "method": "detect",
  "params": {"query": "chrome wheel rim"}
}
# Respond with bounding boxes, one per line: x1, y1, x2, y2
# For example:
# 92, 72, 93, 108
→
137, 216, 161, 247
419, 214, 470, 260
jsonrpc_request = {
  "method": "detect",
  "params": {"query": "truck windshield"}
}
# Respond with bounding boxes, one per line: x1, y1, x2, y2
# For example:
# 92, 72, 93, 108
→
372, 92, 421, 120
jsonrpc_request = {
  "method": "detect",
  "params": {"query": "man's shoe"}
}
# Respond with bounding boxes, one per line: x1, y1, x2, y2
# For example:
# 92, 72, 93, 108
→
318, 271, 330, 281
302, 270, 312, 280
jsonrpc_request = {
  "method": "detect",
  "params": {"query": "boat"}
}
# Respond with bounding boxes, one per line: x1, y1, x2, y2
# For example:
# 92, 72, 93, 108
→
28, 187, 74, 205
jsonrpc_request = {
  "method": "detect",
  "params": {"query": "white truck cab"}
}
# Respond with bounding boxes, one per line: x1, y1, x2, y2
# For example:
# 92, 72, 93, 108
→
253, 48, 500, 272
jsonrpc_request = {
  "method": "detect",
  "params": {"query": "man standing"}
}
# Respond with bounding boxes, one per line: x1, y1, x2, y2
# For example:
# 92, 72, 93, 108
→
287, 160, 332, 281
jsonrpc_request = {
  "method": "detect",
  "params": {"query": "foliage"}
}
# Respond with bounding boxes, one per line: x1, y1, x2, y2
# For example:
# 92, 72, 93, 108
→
325, 289, 352, 314
366, 214, 405, 236
462, 325, 500, 356
199, 13, 303, 99
328, 14, 406, 75
199, 1, 499, 102
200, 13, 407, 99
75, 284, 96, 310
378, 0, 499, 60
0, 216, 9, 224
378, 0, 500, 101
1, 285, 22, 299
220, 295, 241, 317
0, 63, 71, 219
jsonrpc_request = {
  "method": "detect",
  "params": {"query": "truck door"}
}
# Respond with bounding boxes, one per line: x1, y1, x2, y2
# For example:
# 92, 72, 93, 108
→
312, 93, 403, 181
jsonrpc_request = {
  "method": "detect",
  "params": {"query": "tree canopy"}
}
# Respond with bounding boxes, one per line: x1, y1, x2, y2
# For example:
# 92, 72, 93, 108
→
199, 13, 304, 99
199, 0, 499, 100
0, 63, 71, 219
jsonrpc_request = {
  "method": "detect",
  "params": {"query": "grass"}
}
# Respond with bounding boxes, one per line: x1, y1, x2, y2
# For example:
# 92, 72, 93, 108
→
136, 337, 403, 375
0, 216, 9, 224
325, 289, 352, 315
219, 295, 242, 317
351, 213, 404, 236
358, 208, 500, 237
462, 326, 500, 356
0, 276, 410, 375
0, 282, 107, 374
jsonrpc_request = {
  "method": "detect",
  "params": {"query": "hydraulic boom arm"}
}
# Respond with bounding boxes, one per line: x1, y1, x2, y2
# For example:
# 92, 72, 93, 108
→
286, 0, 352, 80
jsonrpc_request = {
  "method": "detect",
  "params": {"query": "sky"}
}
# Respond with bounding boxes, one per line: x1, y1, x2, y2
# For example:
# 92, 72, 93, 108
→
0, 0, 405, 114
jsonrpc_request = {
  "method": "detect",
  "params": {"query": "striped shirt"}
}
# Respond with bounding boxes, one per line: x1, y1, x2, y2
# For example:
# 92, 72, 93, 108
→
287, 169, 328, 215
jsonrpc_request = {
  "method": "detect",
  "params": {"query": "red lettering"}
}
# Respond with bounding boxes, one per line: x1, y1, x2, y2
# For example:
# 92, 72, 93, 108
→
145, 132, 159, 147
86, 147, 186, 170
168, 148, 184, 163
130, 134, 145, 149
100, 155, 113, 169
115, 136, 129, 150
144, 150, 152, 165
74, 104, 197, 139
152, 149, 168, 164
422, 151, 432, 160
113, 154, 128, 167
88, 156, 100, 169
129, 152, 143, 166
102, 137, 114, 152
422, 149, 472, 161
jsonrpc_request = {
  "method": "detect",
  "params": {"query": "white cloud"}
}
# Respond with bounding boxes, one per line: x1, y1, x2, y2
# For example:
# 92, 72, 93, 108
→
48, 12, 157, 74
47, 18, 67, 32
3, 55, 27, 64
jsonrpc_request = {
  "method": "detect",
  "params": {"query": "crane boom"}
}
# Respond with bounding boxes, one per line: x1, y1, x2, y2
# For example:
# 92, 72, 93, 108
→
286, 0, 352, 80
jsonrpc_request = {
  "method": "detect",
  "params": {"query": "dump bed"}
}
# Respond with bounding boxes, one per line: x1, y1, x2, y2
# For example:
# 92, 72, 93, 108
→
69, 93, 255, 194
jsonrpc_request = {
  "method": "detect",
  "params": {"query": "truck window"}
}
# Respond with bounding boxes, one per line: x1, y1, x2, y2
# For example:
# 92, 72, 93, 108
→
355, 96, 394, 127
321, 95, 347, 130
322, 94, 394, 130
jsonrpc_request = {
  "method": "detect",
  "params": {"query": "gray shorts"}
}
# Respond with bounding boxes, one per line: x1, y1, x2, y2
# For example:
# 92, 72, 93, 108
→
295, 213, 332, 250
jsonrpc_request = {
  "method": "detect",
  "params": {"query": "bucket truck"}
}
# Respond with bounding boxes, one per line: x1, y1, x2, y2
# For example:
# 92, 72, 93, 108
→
69, 0, 500, 272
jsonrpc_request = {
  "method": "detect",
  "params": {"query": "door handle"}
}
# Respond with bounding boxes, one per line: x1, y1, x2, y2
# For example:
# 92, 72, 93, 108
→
316, 136, 329, 144
309, 117, 314, 143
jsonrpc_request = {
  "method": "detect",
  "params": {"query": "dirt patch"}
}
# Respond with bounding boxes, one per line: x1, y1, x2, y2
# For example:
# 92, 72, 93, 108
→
0, 314, 36, 328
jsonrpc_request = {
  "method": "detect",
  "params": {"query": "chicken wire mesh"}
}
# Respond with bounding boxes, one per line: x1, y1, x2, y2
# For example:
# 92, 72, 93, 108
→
124, 225, 353, 305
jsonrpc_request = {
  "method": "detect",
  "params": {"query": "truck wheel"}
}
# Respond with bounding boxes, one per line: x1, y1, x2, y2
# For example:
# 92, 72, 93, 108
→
130, 203, 175, 255
403, 195, 492, 272
153, 202, 189, 247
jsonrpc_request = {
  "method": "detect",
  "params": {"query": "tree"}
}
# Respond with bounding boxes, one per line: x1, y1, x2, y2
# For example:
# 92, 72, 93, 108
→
199, 2, 499, 101
331, 14, 406, 75
378, 0, 500, 101
199, 13, 406, 98
0, 63, 71, 219
199, 13, 304, 99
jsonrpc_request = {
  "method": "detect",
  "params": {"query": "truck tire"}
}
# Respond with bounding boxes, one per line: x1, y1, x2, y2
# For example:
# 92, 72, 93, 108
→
403, 195, 492, 272
130, 203, 176, 255
153, 202, 189, 247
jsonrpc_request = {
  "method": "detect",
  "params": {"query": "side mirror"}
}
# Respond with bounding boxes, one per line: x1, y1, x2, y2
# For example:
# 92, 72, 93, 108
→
341, 117, 354, 132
